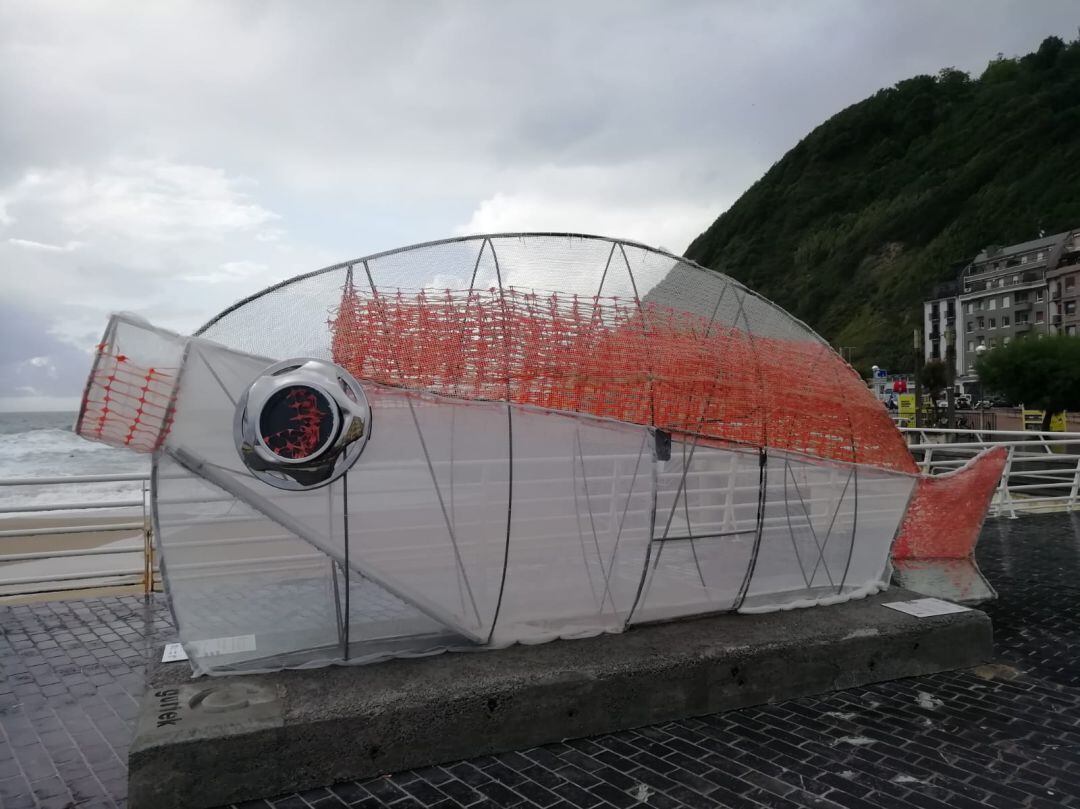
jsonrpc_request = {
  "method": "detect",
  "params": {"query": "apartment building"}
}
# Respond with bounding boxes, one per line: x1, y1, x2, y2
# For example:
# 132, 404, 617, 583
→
922, 230, 1074, 395
1048, 229, 1080, 336
922, 280, 962, 378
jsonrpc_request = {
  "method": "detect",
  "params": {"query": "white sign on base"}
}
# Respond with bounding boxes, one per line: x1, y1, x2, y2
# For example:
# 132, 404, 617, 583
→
161, 643, 188, 663
160, 634, 257, 663
882, 597, 972, 618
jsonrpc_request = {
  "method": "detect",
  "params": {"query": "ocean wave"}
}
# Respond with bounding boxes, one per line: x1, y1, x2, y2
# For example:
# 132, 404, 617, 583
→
0, 426, 150, 508
0, 427, 120, 458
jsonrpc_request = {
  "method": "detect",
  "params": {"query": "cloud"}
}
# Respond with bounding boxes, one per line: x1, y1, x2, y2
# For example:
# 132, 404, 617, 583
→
0, 303, 94, 403
8, 237, 82, 252
457, 163, 734, 254
0, 157, 301, 352
22, 356, 58, 379
3, 160, 279, 243
181, 260, 270, 284
462, 192, 722, 257
1, 0, 1079, 405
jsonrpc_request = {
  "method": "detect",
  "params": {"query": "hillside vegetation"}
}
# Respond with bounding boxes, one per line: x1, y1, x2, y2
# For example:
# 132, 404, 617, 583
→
685, 36, 1080, 373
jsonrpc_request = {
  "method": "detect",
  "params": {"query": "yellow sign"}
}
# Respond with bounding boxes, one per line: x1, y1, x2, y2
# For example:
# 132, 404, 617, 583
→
898, 393, 916, 421
1022, 406, 1044, 431
1021, 407, 1068, 433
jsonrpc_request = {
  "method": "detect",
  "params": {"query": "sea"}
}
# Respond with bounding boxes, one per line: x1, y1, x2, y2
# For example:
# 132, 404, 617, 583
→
0, 411, 150, 509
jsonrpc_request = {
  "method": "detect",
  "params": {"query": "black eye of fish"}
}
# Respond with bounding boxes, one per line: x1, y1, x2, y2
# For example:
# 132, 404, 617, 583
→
258, 385, 334, 460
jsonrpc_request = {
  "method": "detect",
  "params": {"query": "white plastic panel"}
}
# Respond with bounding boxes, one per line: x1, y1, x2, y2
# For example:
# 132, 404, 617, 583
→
84, 313, 920, 674
490, 410, 654, 644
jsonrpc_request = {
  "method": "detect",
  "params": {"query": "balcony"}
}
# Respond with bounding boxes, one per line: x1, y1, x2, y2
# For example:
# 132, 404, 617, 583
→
1015, 322, 1032, 333
928, 331, 941, 341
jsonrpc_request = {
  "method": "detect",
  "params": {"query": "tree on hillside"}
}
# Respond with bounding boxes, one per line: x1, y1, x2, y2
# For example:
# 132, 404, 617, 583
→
685, 35, 1080, 371
919, 359, 950, 423
975, 335, 1080, 430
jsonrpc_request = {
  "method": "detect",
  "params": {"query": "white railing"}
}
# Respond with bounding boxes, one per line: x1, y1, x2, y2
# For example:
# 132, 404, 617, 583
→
0, 473, 157, 599
901, 427, 1080, 517
4, 428, 1076, 598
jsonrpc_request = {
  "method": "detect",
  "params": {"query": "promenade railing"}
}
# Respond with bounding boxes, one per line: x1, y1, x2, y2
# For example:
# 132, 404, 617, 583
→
900, 427, 1080, 518
0, 473, 156, 599
4, 429, 1078, 598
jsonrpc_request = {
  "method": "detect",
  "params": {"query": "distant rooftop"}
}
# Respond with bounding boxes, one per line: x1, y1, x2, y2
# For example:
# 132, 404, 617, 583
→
972, 230, 1069, 264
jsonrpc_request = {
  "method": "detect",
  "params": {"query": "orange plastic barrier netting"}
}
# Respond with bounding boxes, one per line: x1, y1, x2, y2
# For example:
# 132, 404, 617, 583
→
329, 284, 916, 473
76, 346, 177, 453
893, 446, 1008, 560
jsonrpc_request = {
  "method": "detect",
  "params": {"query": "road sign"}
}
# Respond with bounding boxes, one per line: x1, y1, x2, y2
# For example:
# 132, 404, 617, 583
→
898, 393, 916, 421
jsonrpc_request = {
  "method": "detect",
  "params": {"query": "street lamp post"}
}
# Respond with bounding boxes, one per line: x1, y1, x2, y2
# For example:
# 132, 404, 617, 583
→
945, 325, 956, 430
973, 344, 987, 406
913, 328, 922, 428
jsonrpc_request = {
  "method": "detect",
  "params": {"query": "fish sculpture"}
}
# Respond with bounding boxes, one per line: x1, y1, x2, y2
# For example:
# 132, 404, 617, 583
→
74, 234, 1004, 675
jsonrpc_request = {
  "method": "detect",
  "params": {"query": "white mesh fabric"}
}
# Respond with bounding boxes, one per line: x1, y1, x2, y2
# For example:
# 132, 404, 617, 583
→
73, 233, 923, 674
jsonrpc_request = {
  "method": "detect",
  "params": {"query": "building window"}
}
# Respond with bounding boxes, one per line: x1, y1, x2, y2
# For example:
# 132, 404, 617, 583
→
1068, 326, 1077, 336
1037, 251, 1045, 260
1003, 297, 1010, 309
987, 299, 996, 310
1016, 292, 1028, 303
989, 337, 998, 347
975, 300, 982, 311
1004, 336, 1011, 344
966, 302, 973, 314
989, 318, 996, 329
1036, 310, 1045, 323
967, 320, 974, 333
1036, 290, 1045, 302
1068, 277, 1076, 290
977, 317, 985, 328
1016, 313, 1030, 325
1002, 315, 1010, 327
1013, 275, 1020, 283
1022, 255, 1029, 265
967, 341, 975, 352
1067, 301, 1077, 315
978, 336, 985, 346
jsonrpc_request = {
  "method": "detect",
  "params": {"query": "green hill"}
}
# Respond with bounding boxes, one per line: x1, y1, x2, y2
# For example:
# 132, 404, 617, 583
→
685, 36, 1080, 374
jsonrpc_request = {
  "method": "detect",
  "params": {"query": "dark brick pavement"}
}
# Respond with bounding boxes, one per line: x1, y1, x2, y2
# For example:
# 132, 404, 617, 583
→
2, 513, 1079, 809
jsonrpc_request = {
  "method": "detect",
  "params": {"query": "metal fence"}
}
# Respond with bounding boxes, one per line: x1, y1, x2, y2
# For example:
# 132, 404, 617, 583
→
901, 427, 1080, 518
0, 473, 156, 599
3, 429, 1079, 598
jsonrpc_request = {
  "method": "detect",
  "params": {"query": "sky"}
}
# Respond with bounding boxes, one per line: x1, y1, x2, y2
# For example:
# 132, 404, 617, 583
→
1, 1, 1078, 411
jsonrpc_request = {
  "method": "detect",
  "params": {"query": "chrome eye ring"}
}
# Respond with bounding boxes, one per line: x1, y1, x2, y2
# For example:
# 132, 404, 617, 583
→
234, 358, 370, 490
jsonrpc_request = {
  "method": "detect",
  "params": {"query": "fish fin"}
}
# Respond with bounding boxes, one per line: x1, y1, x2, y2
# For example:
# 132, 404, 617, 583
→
891, 445, 1008, 604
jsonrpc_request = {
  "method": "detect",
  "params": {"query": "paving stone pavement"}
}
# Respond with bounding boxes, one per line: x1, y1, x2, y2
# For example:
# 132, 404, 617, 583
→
1, 512, 1079, 809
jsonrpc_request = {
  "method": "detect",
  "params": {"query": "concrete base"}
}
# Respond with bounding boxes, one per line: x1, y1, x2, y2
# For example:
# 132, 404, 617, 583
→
129, 588, 992, 809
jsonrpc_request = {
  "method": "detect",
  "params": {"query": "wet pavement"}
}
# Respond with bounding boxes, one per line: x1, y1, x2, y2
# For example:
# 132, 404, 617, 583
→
2, 512, 1079, 809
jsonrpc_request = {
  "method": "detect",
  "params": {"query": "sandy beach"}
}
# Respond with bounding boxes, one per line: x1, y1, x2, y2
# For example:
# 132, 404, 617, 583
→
0, 511, 153, 603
